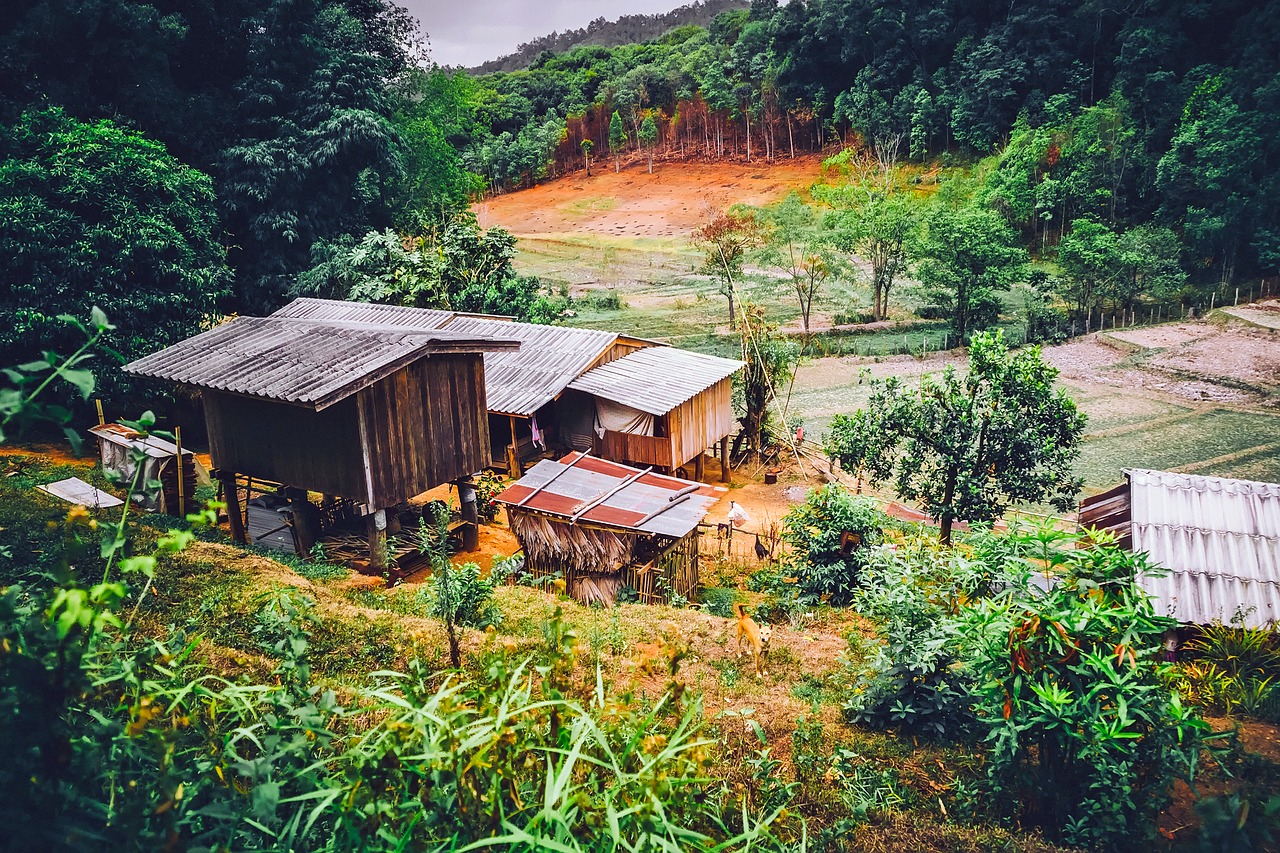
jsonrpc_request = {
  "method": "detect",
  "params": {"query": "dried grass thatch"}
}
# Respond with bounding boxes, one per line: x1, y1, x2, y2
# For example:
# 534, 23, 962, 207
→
508, 510, 632, 571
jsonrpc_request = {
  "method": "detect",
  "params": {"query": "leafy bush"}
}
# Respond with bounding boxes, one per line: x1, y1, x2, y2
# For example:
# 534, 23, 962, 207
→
700, 587, 742, 619
474, 468, 506, 523
781, 485, 885, 605
960, 527, 1212, 849
420, 560, 501, 629
842, 536, 979, 739
1176, 621, 1280, 720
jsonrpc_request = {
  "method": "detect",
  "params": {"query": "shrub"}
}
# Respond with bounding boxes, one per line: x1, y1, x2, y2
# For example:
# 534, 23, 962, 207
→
842, 536, 978, 739
960, 527, 1212, 849
474, 468, 506, 523
781, 485, 885, 605
421, 561, 501, 629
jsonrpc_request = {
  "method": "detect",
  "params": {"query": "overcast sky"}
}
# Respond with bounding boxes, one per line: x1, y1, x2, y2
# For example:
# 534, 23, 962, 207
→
403, 0, 693, 68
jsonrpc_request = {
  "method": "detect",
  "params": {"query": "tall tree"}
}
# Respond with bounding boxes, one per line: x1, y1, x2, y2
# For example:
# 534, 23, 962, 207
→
608, 110, 626, 172
760, 193, 840, 347
0, 108, 229, 407
914, 206, 1026, 340
828, 330, 1085, 545
639, 113, 659, 173
694, 208, 764, 328
826, 188, 917, 322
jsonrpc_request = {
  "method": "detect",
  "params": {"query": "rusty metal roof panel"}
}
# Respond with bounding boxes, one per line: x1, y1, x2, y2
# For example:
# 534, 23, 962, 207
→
566, 346, 744, 416
271, 297, 456, 330
442, 317, 618, 416
495, 452, 726, 538
1126, 468, 1280, 627
124, 316, 517, 410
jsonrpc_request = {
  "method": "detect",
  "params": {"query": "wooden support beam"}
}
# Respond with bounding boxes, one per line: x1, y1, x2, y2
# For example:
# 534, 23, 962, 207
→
719, 436, 730, 483
219, 470, 246, 544
367, 509, 388, 572
456, 477, 480, 551
285, 487, 319, 558
694, 452, 705, 482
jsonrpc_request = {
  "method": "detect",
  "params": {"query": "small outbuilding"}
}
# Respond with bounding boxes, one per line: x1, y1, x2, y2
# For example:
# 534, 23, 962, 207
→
1079, 468, 1280, 628
567, 345, 743, 480
124, 314, 516, 568
495, 452, 725, 606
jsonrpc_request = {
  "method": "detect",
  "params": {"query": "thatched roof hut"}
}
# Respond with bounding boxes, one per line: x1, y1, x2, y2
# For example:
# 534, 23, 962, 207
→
495, 452, 725, 605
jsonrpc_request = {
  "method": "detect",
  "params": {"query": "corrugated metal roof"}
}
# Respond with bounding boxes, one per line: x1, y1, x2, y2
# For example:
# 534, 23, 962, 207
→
442, 317, 618, 416
567, 346, 744, 416
1127, 468, 1280, 628
495, 452, 726, 538
272, 297, 456, 330
124, 316, 516, 410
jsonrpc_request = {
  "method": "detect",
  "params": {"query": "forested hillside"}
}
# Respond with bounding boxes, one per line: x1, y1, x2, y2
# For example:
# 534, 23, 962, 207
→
456, 0, 1280, 288
469, 0, 748, 74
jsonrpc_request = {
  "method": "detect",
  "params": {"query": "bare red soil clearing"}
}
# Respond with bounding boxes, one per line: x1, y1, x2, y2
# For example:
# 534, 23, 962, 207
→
475, 156, 828, 238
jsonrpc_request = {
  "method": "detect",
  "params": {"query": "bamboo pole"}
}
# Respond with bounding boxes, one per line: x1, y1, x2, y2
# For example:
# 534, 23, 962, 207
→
175, 426, 185, 518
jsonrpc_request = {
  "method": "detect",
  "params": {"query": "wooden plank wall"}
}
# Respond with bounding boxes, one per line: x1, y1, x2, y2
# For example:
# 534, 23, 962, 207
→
358, 353, 490, 507
204, 391, 367, 498
667, 378, 734, 470
600, 430, 674, 469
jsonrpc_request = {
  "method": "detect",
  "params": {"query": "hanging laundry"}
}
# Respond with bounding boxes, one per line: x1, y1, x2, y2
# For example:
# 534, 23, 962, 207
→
530, 415, 546, 450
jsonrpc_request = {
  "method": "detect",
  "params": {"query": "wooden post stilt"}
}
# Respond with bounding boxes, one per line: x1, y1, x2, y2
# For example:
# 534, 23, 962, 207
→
220, 470, 246, 544
367, 510, 388, 572
694, 452, 705, 482
457, 477, 479, 551
719, 435, 730, 483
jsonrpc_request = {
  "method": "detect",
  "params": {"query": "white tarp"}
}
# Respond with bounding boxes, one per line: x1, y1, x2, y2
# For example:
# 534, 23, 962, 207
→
594, 397, 654, 437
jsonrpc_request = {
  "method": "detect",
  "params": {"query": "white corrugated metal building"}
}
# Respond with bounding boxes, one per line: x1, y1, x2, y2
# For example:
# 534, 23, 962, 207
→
1080, 468, 1280, 628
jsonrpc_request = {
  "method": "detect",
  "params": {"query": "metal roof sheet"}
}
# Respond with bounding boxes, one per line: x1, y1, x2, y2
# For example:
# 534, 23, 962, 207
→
1126, 468, 1280, 627
124, 316, 516, 410
566, 346, 744, 416
271, 297, 456, 330
442, 317, 618, 416
495, 452, 725, 538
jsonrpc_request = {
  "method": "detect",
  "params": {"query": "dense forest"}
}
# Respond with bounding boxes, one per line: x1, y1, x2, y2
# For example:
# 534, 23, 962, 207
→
469, 0, 749, 74
459, 0, 1279, 289
2, 0, 1277, 408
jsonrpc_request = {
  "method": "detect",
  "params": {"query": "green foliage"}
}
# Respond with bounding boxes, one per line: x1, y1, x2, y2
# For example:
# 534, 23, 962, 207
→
913, 205, 1026, 340
842, 534, 992, 739
1195, 793, 1280, 852
780, 485, 885, 605
960, 526, 1213, 849
474, 469, 506, 523
421, 561, 501, 629
734, 303, 798, 458
824, 180, 918, 322
639, 112, 660, 172
301, 214, 557, 321
827, 330, 1086, 544
1174, 622, 1280, 720
0, 108, 229, 408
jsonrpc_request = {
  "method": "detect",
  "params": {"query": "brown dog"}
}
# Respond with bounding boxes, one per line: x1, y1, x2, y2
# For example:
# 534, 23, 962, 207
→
733, 603, 772, 678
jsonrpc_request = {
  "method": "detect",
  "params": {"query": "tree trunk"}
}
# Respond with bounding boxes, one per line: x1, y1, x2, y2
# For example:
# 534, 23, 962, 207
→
939, 467, 958, 546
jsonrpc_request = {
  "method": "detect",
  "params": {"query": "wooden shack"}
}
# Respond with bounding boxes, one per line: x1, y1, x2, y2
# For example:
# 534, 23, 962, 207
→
495, 452, 726, 605
1079, 468, 1280, 628
124, 314, 517, 568
270, 299, 656, 475
566, 346, 743, 480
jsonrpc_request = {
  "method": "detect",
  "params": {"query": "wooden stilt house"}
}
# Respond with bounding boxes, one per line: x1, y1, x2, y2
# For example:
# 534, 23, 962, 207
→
495, 452, 726, 606
567, 346, 743, 480
124, 314, 516, 569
